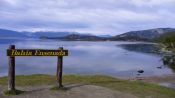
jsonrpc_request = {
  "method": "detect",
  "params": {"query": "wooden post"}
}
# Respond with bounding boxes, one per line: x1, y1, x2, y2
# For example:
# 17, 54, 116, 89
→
56, 47, 63, 88
8, 45, 15, 91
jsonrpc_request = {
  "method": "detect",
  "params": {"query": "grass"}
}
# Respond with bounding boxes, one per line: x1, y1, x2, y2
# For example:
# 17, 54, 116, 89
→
3, 89, 24, 95
50, 86, 68, 91
0, 74, 175, 98
166, 48, 175, 53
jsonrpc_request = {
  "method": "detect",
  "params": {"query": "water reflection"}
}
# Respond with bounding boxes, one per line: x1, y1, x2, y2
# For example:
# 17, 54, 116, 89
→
118, 43, 161, 54
0, 38, 21, 44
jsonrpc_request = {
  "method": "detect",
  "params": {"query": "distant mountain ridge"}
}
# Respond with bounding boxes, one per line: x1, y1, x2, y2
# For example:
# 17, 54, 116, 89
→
113, 28, 175, 41
31, 31, 77, 38
0, 28, 175, 41
0, 29, 78, 38
44, 34, 107, 41
0, 29, 27, 38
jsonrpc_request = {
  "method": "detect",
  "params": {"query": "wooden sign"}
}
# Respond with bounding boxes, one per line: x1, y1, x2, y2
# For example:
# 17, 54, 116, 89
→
7, 49, 68, 56
7, 45, 68, 91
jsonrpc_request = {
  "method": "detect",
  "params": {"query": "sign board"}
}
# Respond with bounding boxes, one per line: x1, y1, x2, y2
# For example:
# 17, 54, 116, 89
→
7, 45, 68, 91
7, 49, 68, 56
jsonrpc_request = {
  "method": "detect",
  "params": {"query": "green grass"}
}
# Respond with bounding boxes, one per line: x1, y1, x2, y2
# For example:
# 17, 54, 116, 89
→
0, 74, 175, 98
3, 89, 24, 95
50, 86, 68, 91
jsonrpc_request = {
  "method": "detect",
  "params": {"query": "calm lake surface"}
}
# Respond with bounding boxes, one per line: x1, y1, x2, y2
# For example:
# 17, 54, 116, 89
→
0, 38, 174, 78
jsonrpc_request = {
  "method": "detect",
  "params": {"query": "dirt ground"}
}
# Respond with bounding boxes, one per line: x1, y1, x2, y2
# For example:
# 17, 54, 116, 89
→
0, 84, 138, 98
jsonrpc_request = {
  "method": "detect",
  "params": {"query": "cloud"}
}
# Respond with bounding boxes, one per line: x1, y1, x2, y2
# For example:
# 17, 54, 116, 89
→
0, 0, 175, 35
131, 0, 175, 6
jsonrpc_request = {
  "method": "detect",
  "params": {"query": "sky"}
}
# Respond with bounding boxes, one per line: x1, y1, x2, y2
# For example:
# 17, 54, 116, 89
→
0, 0, 175, 35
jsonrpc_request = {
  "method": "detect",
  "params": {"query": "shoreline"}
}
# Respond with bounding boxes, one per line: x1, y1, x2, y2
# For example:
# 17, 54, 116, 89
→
125, 73, 175, 89
141, 74, 175, 89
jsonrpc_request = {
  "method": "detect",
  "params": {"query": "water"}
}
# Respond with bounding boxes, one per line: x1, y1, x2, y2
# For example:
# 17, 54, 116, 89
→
0, 38, 173, 78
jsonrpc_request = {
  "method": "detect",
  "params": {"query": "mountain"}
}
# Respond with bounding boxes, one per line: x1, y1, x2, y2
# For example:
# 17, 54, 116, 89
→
98, 35, 112, 38
0, 29, 27, 38
1, 28, 175, 41
46, 34, 107, 41
0, 29, 79, 38
40, 28, 175, 41
112, 28, 175, 41
31, 31, 77, 38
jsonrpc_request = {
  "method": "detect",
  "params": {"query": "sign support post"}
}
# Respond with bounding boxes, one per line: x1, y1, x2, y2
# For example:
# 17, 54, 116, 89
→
8, 45, 16, 91
57, 47, 63, 88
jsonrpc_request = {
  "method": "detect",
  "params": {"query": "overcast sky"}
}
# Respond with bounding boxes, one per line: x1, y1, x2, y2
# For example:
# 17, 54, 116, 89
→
0, 0, 175, 35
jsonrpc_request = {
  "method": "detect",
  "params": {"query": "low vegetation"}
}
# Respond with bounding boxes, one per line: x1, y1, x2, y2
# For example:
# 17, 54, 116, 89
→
154, 32, 175, 49
0, 74, 175, 98
154, 32, 175, 71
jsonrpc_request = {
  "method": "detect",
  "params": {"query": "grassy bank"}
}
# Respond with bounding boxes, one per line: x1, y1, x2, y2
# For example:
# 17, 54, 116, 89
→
167, 48, 175, 53
0, 74, 175, 98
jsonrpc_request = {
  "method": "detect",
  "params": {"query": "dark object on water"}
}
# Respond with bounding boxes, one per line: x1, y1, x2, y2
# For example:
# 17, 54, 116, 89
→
137, 70, 144, 73
157, 66, 162, 69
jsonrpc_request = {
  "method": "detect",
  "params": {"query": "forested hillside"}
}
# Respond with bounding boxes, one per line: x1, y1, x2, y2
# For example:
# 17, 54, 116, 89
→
154, 32, 175, 49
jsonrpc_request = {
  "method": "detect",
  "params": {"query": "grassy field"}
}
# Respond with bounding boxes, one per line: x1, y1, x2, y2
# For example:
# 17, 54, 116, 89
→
0, 74, 175, 98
